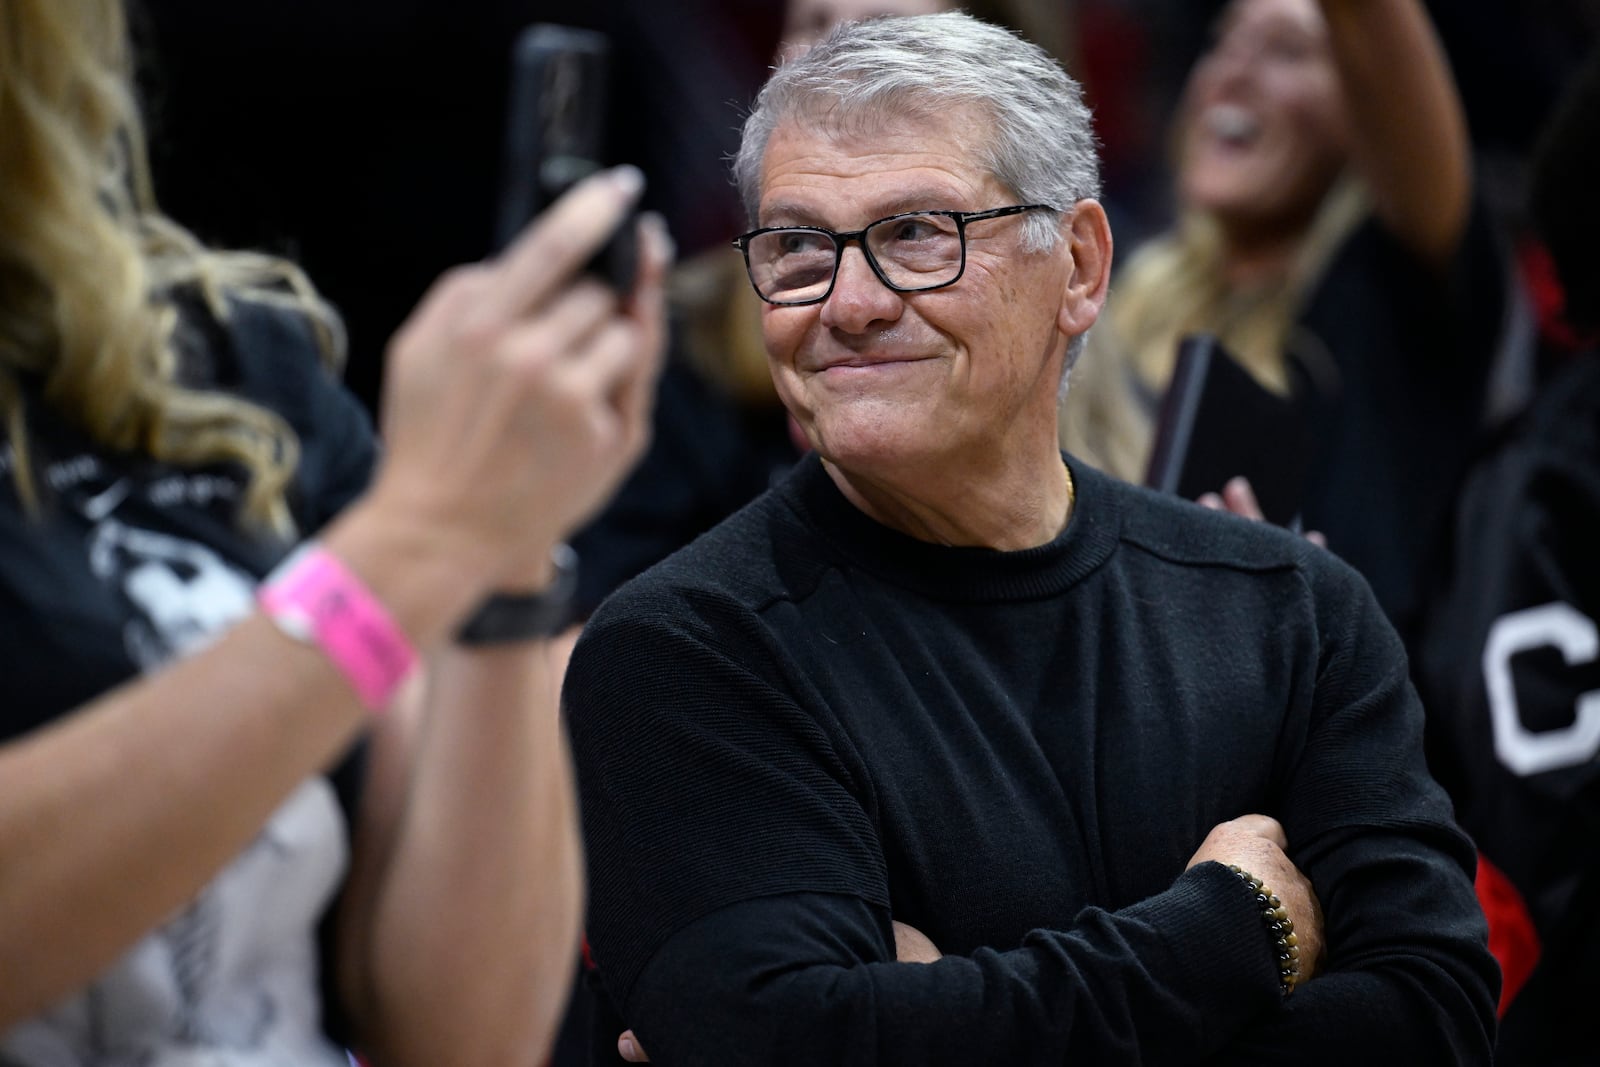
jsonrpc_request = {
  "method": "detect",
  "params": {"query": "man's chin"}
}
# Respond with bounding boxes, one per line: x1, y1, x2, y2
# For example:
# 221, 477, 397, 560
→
812, 422, 936, 479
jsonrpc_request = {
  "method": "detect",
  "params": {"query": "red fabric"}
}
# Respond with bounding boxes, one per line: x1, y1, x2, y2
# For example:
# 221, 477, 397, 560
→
1520, 237, 1600, 354
1475, 851, 1541, 1016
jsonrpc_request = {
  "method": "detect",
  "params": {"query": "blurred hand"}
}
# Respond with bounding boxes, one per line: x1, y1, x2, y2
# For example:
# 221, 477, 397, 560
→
1197, 477, 1326, 548
368, 165, 670, 593
1186, 813, 1324, 981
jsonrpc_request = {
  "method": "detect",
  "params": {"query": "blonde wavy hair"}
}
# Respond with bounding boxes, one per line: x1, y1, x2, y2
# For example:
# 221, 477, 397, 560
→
0, 0, 345, 535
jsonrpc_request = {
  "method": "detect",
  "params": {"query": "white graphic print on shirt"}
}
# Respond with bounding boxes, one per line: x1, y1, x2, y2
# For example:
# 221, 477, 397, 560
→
88, 518, 257, 669
0, 461, 352, 1066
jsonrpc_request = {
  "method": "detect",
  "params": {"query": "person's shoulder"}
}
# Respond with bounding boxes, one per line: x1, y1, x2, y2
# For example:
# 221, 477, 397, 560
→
1083, 464, 1380, 612
568, 487, 823, 713
172, 288, 344, 413
222, 293, 342, 398
181, 288, 375, 528
1442, 353, 1600, 567
1090, 466, 1309, 574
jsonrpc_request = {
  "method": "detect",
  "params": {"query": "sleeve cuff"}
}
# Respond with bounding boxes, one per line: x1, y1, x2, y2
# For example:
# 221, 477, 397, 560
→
1120, 861, 1286, 1041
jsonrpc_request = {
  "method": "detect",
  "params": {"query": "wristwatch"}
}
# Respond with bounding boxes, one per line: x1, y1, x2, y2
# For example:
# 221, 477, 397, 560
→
454, 543, 580, 645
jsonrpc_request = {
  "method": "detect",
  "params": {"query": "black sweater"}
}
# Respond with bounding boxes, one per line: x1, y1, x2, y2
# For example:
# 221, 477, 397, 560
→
565, 453, 1496, 1066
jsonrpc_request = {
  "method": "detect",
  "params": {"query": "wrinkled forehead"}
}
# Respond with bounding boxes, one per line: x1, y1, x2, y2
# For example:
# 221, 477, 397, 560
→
760, 95, 996, 191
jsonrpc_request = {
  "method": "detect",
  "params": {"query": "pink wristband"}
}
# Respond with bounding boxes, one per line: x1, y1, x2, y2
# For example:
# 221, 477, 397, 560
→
259, 542, 418, 712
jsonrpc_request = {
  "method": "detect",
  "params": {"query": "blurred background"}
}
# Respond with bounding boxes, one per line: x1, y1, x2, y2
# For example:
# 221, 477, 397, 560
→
129, 0, 1600, 417
124, 4, 1600, 1064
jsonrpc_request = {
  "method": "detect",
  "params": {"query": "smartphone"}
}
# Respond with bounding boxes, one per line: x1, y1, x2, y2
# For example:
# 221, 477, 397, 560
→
493, 23, 638, 292
1143, 334, 1314, 527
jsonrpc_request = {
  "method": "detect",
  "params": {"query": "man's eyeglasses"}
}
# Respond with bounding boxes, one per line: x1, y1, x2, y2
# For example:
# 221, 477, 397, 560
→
732, 204, 1059, 307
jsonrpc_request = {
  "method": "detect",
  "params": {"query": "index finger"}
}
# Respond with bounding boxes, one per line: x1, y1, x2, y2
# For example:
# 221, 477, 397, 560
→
477, 165, 646, 327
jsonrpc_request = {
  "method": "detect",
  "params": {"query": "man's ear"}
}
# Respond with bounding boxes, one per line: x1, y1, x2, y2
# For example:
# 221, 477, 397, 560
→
1056, 200, 1113, 338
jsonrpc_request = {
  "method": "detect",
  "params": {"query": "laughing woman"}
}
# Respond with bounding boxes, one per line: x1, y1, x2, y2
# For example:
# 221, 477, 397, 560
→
1063, 0, 1507, 627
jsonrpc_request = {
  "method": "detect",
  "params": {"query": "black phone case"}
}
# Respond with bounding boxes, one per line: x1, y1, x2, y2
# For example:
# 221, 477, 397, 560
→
1143, 334, 1314, 527
493, 24, 638, 291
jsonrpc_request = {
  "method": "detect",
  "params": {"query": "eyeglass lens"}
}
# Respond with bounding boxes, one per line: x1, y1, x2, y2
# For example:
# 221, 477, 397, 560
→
746, 213, 964, 304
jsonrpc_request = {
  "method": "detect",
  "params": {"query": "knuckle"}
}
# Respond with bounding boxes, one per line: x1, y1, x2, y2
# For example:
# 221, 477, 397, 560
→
506, 352, 560, 397
455, 317, 506, 359
570, 274, 616, 306
1241, 812, 1282, 836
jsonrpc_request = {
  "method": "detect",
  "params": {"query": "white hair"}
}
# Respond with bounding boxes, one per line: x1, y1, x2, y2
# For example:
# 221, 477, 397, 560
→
733, 11, 1102, 367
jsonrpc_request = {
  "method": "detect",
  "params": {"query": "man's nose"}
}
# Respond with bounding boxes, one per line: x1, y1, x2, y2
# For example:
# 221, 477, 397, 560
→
819, 243, 903, 333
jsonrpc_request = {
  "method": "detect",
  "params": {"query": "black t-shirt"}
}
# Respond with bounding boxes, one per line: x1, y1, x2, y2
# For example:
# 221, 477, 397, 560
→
0, 297, 375, 730
1294, 200, 1508, 629
0, 296, 377, 1063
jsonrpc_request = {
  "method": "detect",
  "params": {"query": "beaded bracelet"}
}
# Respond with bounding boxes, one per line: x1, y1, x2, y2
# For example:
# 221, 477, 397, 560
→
1227, 863, 1301, 996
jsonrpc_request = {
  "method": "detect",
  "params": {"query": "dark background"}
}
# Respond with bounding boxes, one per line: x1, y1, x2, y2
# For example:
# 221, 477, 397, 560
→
129, 0, 1600, 416
122, 4, 1600, 1065
131, 0, 785, 412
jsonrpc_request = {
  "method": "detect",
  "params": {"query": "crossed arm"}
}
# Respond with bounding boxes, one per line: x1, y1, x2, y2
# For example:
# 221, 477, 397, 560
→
614, 817, 1319, 1065
569, 570, 1496, 1065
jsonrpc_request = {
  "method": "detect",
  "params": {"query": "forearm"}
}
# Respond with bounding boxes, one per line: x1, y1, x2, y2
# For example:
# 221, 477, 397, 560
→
1208, 830, 1496, 1063
1254, 568, 1499, 1061
617, 867, 1282, 1067
349, 638, 583, 1067
1205, 968, 1493, 1065
1205, 860, 1495, 1064
1318, 0, 1471, 263
0, 614, 364, 1028
0, 498, 484, 1030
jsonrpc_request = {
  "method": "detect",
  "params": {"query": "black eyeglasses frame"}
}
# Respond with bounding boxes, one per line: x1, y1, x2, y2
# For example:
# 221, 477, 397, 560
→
732, 203, 1059, 307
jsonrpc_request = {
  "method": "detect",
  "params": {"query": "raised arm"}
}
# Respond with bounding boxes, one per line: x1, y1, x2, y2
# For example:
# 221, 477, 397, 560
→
329, 170, 668, 1067
1319, 0, 1472, 266
0, 168, 666, 1067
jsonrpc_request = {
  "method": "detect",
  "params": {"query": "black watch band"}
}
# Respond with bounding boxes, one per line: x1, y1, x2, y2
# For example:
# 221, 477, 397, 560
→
454, 543, 580, 645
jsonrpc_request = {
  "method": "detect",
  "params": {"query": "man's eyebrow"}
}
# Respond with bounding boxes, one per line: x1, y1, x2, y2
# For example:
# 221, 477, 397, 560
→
760, 190, 973, 228
759, 201, 827, 227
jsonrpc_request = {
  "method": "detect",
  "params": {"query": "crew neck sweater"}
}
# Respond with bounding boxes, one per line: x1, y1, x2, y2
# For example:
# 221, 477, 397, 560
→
565, 452, 1495, 1065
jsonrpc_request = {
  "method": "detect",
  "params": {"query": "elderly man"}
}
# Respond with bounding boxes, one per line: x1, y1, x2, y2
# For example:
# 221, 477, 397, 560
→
565, 13, 1495, 1065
